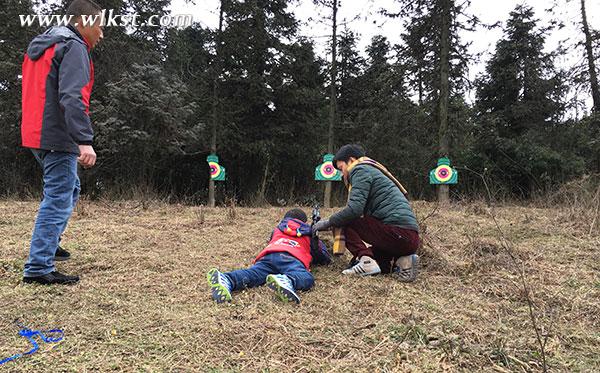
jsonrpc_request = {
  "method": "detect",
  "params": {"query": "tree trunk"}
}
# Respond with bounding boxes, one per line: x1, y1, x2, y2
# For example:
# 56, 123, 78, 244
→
324, 0, 338, 209
259, 155, 270, 204
208, 2, 225, 208
437, 0, 451, 204
418, 67, 424, 106
581, 0, 600, 112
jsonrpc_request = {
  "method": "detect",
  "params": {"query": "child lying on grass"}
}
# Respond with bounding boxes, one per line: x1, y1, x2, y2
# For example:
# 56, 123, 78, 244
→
207, 208, 331, 304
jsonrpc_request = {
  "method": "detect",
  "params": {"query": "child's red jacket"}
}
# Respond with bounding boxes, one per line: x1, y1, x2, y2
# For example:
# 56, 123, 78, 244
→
255, 218, 331, 269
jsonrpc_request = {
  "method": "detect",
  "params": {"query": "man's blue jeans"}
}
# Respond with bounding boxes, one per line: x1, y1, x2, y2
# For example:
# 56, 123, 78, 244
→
24, 150, 80, 277
225, 252, 315, 291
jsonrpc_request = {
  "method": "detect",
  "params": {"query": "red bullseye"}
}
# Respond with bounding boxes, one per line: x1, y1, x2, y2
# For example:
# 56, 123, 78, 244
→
319, 162, 337, 179
434, 165, 453, 183
209, 161, 222, 179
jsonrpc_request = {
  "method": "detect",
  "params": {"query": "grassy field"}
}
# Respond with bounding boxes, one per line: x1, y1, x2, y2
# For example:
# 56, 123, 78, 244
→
1, 200, 599, 372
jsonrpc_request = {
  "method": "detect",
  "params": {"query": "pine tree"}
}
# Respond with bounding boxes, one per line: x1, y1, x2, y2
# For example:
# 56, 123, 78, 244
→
0, 0, 42, 195
476, 5, 564, 137
579, 0, 599, 112
215, 0, 323, 202
474, 5, 582, 196
385, 0, 475, 201
337, 28, 365, 131
356, 35, 431, 197
93, 64, 200, 193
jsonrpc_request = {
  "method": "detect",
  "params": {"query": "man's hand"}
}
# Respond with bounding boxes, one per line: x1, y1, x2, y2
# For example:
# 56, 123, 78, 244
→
312, 219, 331, 234
78, 145, 97, 168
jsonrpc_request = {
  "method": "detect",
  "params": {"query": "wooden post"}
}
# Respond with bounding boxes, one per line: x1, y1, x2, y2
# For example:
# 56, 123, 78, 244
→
324, 0, 338, 208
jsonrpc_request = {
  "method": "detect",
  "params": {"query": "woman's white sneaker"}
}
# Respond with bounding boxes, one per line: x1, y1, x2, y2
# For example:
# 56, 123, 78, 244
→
393, 254, 419, 282
341, 256, 381, 276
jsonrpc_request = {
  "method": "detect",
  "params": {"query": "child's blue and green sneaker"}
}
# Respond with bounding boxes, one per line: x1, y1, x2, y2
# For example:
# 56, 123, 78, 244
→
207, 268, 233, 303
266, 274, 300, 304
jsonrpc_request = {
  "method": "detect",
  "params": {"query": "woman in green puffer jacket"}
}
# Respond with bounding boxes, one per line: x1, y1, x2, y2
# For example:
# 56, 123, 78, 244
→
312, 144, 420, 281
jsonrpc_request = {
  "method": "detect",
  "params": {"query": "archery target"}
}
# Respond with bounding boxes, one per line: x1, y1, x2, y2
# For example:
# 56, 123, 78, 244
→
209, 162, 223, 180
435, 165, 453, 183
319, 162, 337, 179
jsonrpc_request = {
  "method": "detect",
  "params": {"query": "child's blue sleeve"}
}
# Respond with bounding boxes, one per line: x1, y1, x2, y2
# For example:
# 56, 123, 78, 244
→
311, 239, 332, 265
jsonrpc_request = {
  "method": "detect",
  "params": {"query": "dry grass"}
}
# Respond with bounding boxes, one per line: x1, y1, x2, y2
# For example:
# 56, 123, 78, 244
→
1, 200, 599, 372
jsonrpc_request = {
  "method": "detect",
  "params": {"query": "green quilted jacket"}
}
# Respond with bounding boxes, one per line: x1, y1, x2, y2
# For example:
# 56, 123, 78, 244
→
329, 164, 419, 232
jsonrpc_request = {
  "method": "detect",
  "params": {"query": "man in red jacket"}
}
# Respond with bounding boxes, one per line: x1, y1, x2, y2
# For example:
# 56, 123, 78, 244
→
207, 209, 331, 304
22, 0, 104, 285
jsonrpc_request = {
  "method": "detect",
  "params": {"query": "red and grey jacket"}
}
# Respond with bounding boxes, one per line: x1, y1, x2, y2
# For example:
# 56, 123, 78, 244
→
255, 218, 332, 270
21, 25, 94, 154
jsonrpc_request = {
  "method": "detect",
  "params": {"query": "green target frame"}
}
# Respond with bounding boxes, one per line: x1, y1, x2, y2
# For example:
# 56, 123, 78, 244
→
429, 157, 458, 185
315, 154, 342, 181
207, 154, 226, 181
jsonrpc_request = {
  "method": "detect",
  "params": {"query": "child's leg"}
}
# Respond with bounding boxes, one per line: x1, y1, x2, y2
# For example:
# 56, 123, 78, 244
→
264, 253, 314, 304
283, 265, 315, 291
274, 253, 315, 291
225, 259, 274, 291
207, 268, 234, 303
